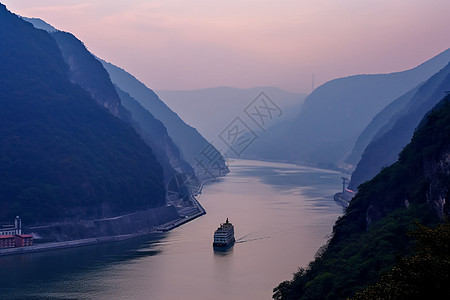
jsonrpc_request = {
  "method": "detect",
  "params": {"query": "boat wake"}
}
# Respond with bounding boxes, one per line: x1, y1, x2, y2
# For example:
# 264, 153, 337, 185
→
235, 232, 270, 244
235, 236, 270, 244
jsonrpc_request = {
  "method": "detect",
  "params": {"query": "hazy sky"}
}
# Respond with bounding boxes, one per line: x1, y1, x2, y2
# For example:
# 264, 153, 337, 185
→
4, 0, 450, 93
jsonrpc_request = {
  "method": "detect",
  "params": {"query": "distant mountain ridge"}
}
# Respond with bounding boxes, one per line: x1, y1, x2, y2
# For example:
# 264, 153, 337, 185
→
115, 85, 195, 181
349, 61, 450, 190
345, 85, 421, 166
20, 16, 56, 32
101, 61, 229, 179
156, 87, 306, 143
246, 49, 450, 169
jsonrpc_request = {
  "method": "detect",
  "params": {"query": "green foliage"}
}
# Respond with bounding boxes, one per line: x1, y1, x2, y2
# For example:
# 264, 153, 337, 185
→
353, 221, 450, 299
0, 5, 165, 224
273, 94, 450, 299
274, 205, 437, 299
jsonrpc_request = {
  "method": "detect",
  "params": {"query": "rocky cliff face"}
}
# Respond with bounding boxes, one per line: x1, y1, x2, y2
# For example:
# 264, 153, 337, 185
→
424, 146, 450, 219
359, 94, 450, 227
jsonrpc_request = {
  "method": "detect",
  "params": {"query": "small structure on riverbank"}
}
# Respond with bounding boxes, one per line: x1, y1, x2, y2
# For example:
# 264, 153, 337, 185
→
0, 216, 22, 236
0, 216, 33, 248
334, 177, 356, 208
0, 236, 15, 248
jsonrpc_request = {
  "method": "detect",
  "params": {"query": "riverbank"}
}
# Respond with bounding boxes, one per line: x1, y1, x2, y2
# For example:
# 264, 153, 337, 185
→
0, 233, 143, 256
0, 196, 206, 257
155, 196, 206, 232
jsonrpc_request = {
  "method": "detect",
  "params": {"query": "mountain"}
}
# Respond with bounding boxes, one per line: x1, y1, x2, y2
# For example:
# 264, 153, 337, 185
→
101, 61, 229, 179
115, 85, 194, 181
345, 84, 421, 166
0, 4, 166, 224
273, 93, 450, 299
252, 49, 450, 169
20, 16, 56, 32
349, 61, 450, 190
50, 31, 124, 117
156, 87, 306, 143
32, 25, 194, 182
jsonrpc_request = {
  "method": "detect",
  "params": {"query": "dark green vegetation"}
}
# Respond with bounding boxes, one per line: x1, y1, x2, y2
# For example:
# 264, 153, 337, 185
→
0, 4, 165, 224
353, 221, 450, 299
274, 95, 450, 299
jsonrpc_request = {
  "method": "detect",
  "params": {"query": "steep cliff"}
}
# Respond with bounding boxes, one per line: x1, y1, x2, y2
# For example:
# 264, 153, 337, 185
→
116, 85, 195, 181
101, 60, 229, 179
51, 31, 123, 117
47, 26, 195, 182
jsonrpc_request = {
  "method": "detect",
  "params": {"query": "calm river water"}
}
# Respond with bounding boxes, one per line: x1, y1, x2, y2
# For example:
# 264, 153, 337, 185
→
0, 159, 343, 299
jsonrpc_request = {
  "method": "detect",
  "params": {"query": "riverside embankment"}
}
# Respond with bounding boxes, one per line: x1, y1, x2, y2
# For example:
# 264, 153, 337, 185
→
0, 195, 206, 257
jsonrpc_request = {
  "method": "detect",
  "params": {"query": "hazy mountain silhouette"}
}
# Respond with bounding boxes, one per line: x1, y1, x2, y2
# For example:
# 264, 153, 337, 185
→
250, 49, 450, 169
50, 31, 124, 117
20, 16, 56, 32
157, 87, 305, 143
115, 85, 195, 181
35, 26, 194, 182
349, 61, 450, 190
345, 85, 421, 166
101, 61, 229, 179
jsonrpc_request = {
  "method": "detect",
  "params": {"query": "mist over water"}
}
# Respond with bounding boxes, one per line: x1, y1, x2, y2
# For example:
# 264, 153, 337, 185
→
0, 159, 343, 299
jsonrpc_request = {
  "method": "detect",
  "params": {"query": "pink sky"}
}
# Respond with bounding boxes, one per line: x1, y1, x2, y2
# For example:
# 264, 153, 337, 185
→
4, 0, 450, 93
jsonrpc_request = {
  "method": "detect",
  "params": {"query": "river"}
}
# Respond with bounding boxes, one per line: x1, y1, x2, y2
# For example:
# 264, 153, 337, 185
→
0, 159, 343, 299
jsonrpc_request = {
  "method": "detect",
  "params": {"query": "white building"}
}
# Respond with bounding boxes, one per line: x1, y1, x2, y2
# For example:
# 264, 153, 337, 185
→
0, 216, 22, 236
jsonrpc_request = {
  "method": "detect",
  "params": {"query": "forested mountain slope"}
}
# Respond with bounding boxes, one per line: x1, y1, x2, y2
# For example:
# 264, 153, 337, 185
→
0, 4, 165, 224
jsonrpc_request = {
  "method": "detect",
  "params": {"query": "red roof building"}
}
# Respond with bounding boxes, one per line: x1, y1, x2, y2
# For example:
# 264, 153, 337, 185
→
15, 234, 33, 247
0, 235, 15, 248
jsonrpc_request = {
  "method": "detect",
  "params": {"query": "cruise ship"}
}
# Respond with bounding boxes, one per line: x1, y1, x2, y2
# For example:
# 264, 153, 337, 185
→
213, 218, 235, 248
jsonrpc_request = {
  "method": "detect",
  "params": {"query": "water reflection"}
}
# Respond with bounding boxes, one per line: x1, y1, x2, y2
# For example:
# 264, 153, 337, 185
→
0, 234, 162, 289
213, 245, 234, 257
0, 159, 343, 300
